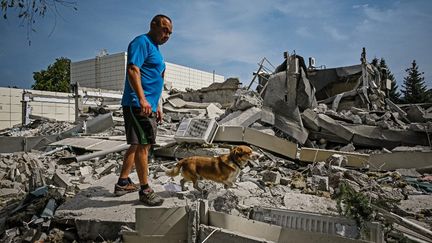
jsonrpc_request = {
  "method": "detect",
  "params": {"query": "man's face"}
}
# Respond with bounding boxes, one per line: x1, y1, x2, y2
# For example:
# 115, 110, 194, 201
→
152, 18, 172, 45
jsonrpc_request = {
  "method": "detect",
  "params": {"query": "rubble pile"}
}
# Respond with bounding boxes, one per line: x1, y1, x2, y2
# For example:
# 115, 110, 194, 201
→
0, 120, 76, 137
0, 52, 432, 242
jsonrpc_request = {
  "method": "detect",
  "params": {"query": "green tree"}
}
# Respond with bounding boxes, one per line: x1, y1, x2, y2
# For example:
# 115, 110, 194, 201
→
1, 0, 77, 44
401, 60, 430, 103
371, 57, 401, 103
32, 57, 71, 92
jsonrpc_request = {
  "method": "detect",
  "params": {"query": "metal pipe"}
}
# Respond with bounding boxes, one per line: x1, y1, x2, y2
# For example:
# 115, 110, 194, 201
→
73, 143, 129, 162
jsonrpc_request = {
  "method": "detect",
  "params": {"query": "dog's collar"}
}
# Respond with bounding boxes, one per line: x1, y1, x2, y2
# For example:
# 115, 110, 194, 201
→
229, 154, 243, 168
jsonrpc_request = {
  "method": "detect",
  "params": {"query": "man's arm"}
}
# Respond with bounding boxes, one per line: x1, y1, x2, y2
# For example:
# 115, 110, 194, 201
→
156, 70, 165, 123
127, 64, 152, 115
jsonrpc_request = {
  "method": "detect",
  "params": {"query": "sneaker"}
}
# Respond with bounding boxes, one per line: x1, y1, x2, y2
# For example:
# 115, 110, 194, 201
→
139, 188, 164, 206
114, 179, 139, 196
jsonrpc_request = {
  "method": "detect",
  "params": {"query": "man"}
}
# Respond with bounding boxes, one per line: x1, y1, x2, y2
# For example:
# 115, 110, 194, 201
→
115, 14, 172, 206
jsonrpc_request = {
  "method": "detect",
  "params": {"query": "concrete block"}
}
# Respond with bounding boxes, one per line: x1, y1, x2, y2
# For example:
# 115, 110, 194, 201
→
280, 177, 290, 186
301, 108, 320, 131
219, 107, 262, 127
260, 107, 275, 125
244, 128, 297, 159
262, 171, 281, 184
213, 126, 244, 142
206, 103, 224, 119
299, 148, 369, 168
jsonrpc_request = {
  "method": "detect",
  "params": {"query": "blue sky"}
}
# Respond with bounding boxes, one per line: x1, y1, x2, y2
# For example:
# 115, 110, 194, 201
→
1, 0, 431, 90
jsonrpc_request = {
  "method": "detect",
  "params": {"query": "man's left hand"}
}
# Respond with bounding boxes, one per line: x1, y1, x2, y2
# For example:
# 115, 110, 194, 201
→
156, 107, 163, 124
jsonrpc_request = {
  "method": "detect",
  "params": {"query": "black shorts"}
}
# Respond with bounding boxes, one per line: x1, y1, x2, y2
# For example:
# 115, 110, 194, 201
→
123, 106, 157, 145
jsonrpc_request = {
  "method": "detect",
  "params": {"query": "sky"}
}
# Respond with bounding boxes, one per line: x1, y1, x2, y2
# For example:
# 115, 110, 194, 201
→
1, 0, 432, 90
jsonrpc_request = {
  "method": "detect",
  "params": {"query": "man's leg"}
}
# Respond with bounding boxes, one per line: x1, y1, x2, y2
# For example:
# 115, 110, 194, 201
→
114, 145, 140, 196
134, 144, 150, 185
119, 145, 137, 179
135, 144, 164, 206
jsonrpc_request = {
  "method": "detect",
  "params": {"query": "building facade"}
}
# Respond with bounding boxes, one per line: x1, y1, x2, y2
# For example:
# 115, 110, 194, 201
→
70, 52, 224, 91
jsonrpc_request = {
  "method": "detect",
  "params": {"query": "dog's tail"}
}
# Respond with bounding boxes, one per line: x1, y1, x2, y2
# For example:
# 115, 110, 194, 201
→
165, 159, 183, 177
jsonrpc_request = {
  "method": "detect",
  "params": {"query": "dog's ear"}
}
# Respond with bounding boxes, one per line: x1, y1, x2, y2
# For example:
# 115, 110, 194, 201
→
231, 146, 242, 158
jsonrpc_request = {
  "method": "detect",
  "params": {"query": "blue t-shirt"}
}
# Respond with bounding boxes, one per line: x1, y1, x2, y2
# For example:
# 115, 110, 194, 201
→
121, 34, 165, 112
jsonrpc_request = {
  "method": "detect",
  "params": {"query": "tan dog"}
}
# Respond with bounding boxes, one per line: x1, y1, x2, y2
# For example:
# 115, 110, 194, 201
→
166, 145, 258, 191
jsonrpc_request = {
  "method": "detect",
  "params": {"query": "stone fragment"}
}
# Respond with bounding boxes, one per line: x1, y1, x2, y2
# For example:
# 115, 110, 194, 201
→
340, 143, 355, 152
52, 172, 72, 188
280, 177, 290, 186
325, 154, 347, 167
206, 103, 224, 119
310, 162, 327, 176
262, 171, 281, 184
312, 175, 329, 191
79, 166, 93, 176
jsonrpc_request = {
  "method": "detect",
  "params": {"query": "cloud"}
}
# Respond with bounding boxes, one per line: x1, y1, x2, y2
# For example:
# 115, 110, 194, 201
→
296, 26, 314, 38
322, 25, 348, 41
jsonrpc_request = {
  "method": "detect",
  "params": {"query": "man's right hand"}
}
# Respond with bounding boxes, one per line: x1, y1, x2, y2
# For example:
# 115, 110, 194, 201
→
139, 99, 152, 116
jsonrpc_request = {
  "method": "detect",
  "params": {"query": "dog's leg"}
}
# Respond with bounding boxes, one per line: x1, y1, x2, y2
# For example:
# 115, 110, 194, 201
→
224, 181, 234, 189
180, 178, 187, 191
193, 179, 203, 192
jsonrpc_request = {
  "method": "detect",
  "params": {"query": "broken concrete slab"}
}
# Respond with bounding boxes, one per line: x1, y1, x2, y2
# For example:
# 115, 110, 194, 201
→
213, 126, 298, 159
166, 97, 187, 108
368, 150, 432, 171
244, 128, 297, 160
213, 126, 244, 143
299, 148, 369, 168
301, 108, 320, 131
260, 107, 275, 125
230, 89, 263, 111
51, 137, 125, 151
55, 173, 187, 241
346, 124, 430, 149
85, 113, 114, 134
273, 113, 309, 144
317, 113, 354, 141
386, 98, 410, 123
122, 207, 188, 242
219, 107, 262, 127
406, 105, 426, 123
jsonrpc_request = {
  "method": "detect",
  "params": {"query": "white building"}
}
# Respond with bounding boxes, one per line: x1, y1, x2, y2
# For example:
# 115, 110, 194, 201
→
70, 52, 224, 91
